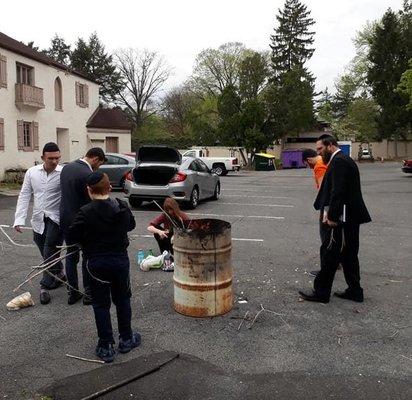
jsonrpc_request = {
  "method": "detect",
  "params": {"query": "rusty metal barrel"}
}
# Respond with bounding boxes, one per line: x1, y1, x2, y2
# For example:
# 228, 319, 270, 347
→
173, 219, 233, 317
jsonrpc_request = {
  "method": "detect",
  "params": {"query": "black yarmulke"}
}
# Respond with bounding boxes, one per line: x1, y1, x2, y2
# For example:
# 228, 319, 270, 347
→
43, 142, 60, 153
87, 171, 104, 186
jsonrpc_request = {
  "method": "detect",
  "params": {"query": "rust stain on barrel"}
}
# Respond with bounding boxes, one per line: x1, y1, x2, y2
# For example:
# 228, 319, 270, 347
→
174, 277, 232, 291
174, 302, 210, 317
173, 218, 233, 318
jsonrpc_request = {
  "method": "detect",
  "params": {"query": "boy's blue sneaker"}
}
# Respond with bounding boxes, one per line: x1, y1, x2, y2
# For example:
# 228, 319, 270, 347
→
95, 344, 115, 363
118, 332, 141, 354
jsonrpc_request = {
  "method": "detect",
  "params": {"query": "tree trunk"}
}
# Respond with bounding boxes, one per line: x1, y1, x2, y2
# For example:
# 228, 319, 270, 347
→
394, 134, 398, 159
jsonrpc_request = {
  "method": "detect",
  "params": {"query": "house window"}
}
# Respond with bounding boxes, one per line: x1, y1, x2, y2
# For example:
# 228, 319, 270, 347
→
79, 86, 84, 104
23, 122, 31, 148
0, 118, 4, 151
16, 63, 34, 85
54, 77, 63, 110
75, 82, 89, 107
0, 54, 7, 88
17, 120, 39, 151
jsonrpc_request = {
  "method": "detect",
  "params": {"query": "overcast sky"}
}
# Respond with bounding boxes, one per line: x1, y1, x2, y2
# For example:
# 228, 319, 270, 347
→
1, 0, 405, 93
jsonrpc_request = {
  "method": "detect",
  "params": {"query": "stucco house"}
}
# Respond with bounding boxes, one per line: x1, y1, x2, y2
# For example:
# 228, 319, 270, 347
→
0, 31, 131, 180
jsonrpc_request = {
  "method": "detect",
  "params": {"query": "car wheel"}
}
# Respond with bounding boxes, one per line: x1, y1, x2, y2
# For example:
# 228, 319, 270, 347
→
212, 164, 226, 176
119, 177, 125, 189
129, 198, 143, 208
212, 183, 220, 200
189, 187, 199, 209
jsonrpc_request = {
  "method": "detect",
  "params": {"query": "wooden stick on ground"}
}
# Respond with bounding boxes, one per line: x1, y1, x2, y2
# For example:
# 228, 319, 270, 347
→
237, 311, 249, 331
66, 354, 105, 364
247, 304, 289, 330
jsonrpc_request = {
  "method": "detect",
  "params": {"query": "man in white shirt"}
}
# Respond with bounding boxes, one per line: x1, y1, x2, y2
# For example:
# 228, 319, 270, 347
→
14, 142, 65, 305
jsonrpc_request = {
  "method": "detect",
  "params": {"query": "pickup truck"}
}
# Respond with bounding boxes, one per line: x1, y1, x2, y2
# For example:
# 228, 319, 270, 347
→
181, 149, 240, 176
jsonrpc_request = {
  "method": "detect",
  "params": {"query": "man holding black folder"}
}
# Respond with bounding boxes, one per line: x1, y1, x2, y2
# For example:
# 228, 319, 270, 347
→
299, 134, 371, 304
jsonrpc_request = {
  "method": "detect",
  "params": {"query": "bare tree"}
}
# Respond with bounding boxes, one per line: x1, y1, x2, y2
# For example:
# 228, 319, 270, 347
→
114, 49, 171, 127
161, 85, 197, 136
189, 42, 250, 97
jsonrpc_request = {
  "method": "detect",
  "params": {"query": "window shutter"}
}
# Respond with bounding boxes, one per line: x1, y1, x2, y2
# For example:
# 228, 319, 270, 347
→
33, 121, 39, 150
17, 120, 24, 150
84, 84, 89, 107
0, 118, 4, 150
0, 54, 7, 88
75, 82, 80, 105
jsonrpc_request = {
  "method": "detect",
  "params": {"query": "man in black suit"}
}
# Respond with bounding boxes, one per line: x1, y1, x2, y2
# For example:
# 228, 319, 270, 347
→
60, 147, 106, 305
299, 135, 371, 304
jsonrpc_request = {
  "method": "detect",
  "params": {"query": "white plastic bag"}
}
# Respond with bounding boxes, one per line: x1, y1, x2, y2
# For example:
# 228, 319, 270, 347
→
139, 251, 168, 271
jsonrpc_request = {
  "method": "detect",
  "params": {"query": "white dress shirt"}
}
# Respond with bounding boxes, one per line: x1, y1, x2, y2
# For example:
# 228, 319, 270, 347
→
328, 148, 341, 165
79, 158, 93, 171
14, 164, 63, 234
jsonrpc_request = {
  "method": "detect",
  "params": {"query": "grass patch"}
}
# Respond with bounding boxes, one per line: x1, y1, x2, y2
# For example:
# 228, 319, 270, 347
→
0, 182, 22, 190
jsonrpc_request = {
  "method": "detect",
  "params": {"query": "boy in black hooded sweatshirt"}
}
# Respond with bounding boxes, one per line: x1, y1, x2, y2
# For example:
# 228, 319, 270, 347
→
68, 171, 140, 363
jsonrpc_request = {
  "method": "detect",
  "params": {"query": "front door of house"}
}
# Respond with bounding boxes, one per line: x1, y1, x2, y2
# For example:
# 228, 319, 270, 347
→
106, 137, 119, 153
56, 128, 70, 163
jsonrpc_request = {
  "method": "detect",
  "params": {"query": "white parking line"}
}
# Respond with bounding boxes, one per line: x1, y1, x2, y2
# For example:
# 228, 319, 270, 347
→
131, 211, 285, 220
222, 186, 310, 190
223, 195, 291, 199
130, 234, 264, 243
219, 202, 294, 208
232, 238, 264, 242
1, 225, 266, 243
186, 212, 285, 220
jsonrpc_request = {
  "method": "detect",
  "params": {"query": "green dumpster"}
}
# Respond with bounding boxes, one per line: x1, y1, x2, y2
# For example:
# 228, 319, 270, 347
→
254, 153, 276, 171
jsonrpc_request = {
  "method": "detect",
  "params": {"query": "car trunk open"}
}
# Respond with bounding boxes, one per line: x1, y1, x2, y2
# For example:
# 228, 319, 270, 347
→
136, 146, 182, 163
133, 164, 178, 185
134, 146, 182, 186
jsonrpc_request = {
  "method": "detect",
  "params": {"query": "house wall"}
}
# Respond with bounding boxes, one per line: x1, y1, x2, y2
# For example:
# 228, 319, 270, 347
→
0, 46, 99, 180
87, 129, 131, 154
268, 140, 412, 162
353, 140, 412, 160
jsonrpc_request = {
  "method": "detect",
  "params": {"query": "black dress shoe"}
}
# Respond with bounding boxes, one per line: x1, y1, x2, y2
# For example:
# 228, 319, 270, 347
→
298, 290, 329, 303
68, 291, 83, 305
40, 290, 51, 305
83, 294, 93, 305
334, 290, 364, 303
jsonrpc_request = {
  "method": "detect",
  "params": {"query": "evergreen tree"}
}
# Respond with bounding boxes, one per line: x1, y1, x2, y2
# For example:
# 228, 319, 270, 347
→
269, 0, 315, 77
367, 9, 411, 149
332, 74, 358, 119
238, 52, 268, 101
265, 66, 315, 139
26, 41, 39, 51
399, 0, 412, 61
217, 85, 243, 145
71, 33, 123, 102
43, 35, 71, 66
267, 0, 316, 140
316, 87, 334, 123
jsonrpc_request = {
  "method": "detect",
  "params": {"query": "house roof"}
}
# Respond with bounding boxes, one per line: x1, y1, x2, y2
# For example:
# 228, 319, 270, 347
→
0, 31, 94, 82
87, 107, 132, 131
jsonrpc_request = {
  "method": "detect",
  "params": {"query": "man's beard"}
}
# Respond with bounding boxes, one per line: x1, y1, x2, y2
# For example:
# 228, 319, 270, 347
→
322, 151, 332, 164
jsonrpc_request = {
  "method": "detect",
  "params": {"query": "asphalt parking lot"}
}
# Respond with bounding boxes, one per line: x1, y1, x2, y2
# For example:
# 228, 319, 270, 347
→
0, 162, 411, 399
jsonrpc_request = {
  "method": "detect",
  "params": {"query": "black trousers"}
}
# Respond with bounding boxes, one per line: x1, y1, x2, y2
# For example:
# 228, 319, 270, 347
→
314, 222, 362, 298
33, 218, 63, 289
87, 253, 132, 347
154, 231, 173, 254
63, 231, 90, 295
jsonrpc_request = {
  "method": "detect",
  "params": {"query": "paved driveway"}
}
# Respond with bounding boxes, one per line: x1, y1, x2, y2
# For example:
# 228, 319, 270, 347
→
0, 162, 411, 399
